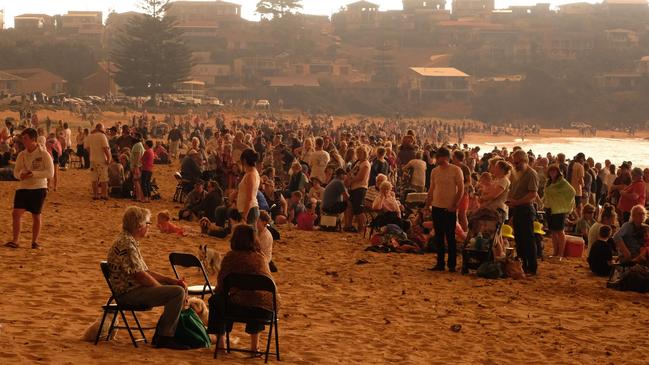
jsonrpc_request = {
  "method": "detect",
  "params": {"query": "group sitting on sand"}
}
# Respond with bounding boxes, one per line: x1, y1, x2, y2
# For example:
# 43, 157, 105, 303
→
5, 110, 649, 352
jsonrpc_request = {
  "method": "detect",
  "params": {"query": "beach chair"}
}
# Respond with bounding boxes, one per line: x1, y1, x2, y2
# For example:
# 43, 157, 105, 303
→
172, 172, 189, 203
95, 262, 155, 347
169, 252, 215, 299
215, 273, 280, 363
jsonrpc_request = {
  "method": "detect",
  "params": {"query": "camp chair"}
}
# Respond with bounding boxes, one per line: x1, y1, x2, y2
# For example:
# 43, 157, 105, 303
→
95, 261, 155, 347
214, 273, 280, 363
169, 252, 214, 298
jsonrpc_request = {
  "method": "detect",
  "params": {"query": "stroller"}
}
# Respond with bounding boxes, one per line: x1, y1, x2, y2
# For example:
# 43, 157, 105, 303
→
461, 208, 504, 275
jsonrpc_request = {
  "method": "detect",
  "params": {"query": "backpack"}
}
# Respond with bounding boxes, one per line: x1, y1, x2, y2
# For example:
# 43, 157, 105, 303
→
618, 265, 649, 293
477, 261, 504, 279
174, 308, 211, 348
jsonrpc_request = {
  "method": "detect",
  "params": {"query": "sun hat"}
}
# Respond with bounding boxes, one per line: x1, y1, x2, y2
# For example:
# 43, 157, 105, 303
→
501, 224, 515, 239
533, 221, 545, 236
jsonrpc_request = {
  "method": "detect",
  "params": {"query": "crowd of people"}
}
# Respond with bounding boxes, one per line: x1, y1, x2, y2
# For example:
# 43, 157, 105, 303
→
4, 110, 649, 351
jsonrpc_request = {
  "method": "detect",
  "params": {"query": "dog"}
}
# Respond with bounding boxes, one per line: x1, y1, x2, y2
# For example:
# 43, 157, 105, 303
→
186, 297, 209, 327
198, 243, 222, 275
82, 316, 119, 342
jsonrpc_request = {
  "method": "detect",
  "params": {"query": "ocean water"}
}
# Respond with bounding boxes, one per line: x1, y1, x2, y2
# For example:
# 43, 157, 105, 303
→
477, 137, 649, 168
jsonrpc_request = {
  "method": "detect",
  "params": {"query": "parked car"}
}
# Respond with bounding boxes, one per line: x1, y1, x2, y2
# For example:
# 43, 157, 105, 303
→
255, 99, 271, 109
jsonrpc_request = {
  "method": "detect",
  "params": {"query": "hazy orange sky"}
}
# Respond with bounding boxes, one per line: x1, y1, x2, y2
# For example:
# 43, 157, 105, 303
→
1, 0, 600, 28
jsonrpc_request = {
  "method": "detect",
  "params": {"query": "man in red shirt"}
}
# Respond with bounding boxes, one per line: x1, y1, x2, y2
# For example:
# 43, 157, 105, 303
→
141, 140, 155, 203
618, 167, 646, 224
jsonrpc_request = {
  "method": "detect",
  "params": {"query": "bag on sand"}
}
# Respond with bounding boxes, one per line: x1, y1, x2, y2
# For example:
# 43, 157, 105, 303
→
82, 316, 119, 342
174, 308, 211, 348
616, 264, 649, 293
477, 261, 504, 279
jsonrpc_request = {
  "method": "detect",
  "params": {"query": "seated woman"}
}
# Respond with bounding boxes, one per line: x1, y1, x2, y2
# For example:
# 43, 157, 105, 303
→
208, 224, 279, 355
371, 181, 402, 228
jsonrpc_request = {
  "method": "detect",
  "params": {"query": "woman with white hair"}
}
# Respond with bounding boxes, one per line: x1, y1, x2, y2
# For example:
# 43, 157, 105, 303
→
613, 204, 648, 262
106, 206, 188, 349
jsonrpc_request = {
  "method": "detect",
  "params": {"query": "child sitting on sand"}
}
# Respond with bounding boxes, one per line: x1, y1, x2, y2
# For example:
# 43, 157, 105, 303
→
157, 210, 186, 236
588, 225, 616, 276
297, 199, 318, 231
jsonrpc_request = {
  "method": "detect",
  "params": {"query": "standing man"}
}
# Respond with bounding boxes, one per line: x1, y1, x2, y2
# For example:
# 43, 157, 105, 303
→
425, 147, 464, 272
307, 137, 330, 185
507, 150, 539, 276
84, 123, 111, 200
5, 128, 54, 249
168, 124, 183, 160
130, 134, 145, 202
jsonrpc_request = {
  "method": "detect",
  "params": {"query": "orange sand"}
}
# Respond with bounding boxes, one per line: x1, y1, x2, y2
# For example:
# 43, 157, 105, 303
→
0, 109, 648, 364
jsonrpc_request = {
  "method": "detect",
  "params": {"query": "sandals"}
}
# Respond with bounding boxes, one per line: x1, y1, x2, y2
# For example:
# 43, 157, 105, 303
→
31, 242, 41, 250
4, 241, 18, 248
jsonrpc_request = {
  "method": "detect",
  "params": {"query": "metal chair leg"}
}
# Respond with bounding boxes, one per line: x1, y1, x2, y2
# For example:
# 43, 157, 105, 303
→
119, 310, 138, 348
264, 323, 273, 363
131, 311, 147, 344
226, 330, 231, 353
105, 311, 119, 342
94, 310, 109, 345
274, 319, 280, 361
214, 334, 221, 359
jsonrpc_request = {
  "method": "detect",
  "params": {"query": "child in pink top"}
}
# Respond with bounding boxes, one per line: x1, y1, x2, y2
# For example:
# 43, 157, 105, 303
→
297, 200, 317, 231
157, 210, 186, 236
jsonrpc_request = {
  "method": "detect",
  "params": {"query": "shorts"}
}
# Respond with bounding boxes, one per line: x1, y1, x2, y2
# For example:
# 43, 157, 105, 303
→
547, 213, 566, 232
90, 162, 109, 183
13, 188, 47, 214
323, 201, 347, 215
349, 188, 367, 215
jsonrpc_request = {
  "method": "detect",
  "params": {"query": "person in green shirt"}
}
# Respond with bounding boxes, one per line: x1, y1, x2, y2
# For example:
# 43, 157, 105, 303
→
543, 164, 575, 259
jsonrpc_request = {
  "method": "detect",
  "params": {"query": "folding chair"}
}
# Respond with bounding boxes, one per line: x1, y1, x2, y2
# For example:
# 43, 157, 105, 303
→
95, 262, 155, 347
169, 252, 214, 298
214, 273, 280, 363
68, 151, 82, 169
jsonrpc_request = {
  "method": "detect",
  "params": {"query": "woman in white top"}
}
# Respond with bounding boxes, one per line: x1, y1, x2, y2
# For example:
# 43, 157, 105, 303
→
237, 148, 261, 226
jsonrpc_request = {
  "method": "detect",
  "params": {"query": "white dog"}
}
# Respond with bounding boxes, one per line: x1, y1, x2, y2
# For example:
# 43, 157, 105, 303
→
187, 297, 209, 327
82, 316, 119, 342
198, 244, 222, 275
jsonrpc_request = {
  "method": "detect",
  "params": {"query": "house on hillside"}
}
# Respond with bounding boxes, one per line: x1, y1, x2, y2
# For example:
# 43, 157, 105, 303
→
0, 68, 66, 95
0, 71, 24, 94
13, 14, 55, 31
604, 29, 639, 49
82, 62, 119, 96
333, 1, 381, 32
602, 0, 649, 15
452, 0, 495, 18
407, 67, 471, 101
594, 72, 642, 91
191, 64, 232, 86
637, 55, 649, 74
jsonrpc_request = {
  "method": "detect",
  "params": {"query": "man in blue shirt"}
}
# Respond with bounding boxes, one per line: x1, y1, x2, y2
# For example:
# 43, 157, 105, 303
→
322, 168, 349, 215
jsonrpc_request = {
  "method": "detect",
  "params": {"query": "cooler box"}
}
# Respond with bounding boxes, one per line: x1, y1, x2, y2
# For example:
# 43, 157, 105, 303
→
564, 236, 585, 258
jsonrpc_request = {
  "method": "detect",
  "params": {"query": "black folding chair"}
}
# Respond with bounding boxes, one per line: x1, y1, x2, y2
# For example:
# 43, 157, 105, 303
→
95, 261, 155, 347
169, 252, 214, 298
214, 273, 280, 363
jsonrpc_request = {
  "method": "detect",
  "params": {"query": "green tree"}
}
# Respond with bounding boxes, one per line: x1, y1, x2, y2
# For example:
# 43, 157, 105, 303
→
256, 0, 303, 19
112, 0, 191, 98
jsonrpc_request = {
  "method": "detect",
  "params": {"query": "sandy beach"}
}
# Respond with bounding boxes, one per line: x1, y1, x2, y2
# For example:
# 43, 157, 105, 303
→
1, 109, 649, 364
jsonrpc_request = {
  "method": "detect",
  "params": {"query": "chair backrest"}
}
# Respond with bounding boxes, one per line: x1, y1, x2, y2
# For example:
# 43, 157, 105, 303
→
223, 273, 276, 294
99, 261, 118, 302
169, 252, 202, 269
169, 252, 213, 294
